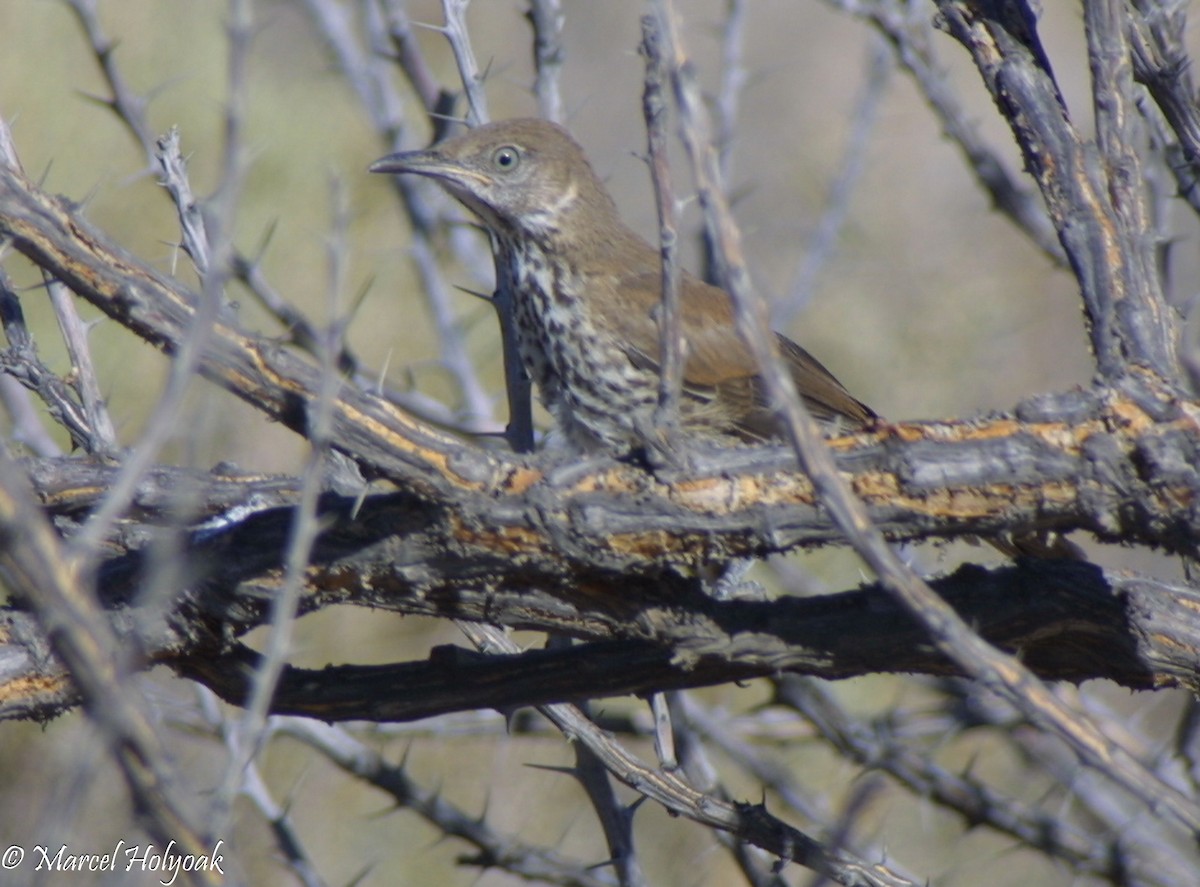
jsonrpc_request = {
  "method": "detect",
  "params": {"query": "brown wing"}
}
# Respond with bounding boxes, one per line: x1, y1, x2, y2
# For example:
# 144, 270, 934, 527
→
701, 333, 875, 441
602, 258, 874, 441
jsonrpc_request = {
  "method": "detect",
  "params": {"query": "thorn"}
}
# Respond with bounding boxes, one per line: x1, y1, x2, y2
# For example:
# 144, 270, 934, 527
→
343, 861, 376, 887
251, 218, 280, 263
584, 856, 621, 873
75, 89, 116, 110
376, 348, 393, 395
524, 762, 579, 778
453, 283, 494, 303
409, 19, 449, 36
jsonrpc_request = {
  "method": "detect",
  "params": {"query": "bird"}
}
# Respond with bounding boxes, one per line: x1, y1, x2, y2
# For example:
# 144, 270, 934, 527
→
370, 118, 875, 453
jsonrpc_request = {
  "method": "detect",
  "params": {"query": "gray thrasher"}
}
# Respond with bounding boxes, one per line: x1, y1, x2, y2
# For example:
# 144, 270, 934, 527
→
371, 118, 875, 452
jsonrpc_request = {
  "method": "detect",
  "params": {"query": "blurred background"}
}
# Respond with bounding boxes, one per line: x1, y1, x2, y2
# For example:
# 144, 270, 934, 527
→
0, 2, 1192, 885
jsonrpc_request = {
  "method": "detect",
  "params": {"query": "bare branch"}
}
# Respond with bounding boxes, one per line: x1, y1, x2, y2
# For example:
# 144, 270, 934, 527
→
279, 717, 618, 886
1, 104, 116, 454
65, 0, 249, 559
5, 4, 1200, 882
155, 127, 212, 276
712, 0, 748, 181
780, 38, 892, 326
304, 1, 501, 436
639, 15, 686, 443
827, 0, 1065, 264
64, 0, 159, 162
415, 1, 534, 450
1128, 0, 1200, 215
0, 271, 95, 451
441, 0, 490, 126
527, 0, 566, 123
212, 185, 347, 836
461, 624, 921, 887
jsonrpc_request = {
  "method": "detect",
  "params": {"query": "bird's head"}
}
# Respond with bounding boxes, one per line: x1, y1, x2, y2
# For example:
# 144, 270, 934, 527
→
370, 118, 619, 239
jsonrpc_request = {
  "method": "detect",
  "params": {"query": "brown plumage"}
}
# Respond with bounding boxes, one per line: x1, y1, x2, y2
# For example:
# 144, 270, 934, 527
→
371, 118, 875, 451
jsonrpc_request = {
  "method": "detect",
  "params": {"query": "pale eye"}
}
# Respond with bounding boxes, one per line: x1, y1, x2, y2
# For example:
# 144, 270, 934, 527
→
492, 146, 521, 172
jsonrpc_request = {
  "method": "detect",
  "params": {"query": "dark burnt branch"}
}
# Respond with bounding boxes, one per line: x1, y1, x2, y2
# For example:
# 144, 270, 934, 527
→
0, 477, 1196, 723
174, 559, 1197, 725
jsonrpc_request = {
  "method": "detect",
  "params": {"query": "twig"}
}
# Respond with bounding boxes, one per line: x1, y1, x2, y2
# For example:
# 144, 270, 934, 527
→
1128, 1, 1200, 215
375, 0, 444, 121
713, 0, 748, 181
780, 37, 891, 326
441, 0, 490, 125
212, 176, 347, 834
155, 127, 211, 275
190, 691, 330, 887
526, 0, 566, 123
231, 244, 360, 377
0, 376, 62, 457
431, 0, 537, 449
239, 761, 330, 887
68, 0, 366, 413
305, 0, 500, 435
64, 0, 158, 162
67, 0, 255, 562
460, 623, 919, 887
408, 232, 503, 434
773, 676, 1172, 884
44, 275, 119, 455
569, 710, 647, 887
0, 109, 117, 454
278, 717, 617, 887
640, 15, 685, 439
0, 270, 93, 452
825, 0, 1064, 265
666, 693, 787, 887
532, 631, 646, 887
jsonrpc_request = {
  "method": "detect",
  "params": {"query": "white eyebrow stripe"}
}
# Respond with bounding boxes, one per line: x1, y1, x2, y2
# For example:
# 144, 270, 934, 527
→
543, 179, 579, 216
522, 179, 579, 235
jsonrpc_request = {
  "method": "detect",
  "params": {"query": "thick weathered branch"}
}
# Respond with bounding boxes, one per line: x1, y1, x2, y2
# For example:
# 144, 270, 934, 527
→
2, 161, 1198, 564
935, 0, 1178, 379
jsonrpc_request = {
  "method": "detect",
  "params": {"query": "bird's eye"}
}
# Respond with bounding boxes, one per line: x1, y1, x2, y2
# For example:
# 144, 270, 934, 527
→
492, 146, 521, 172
